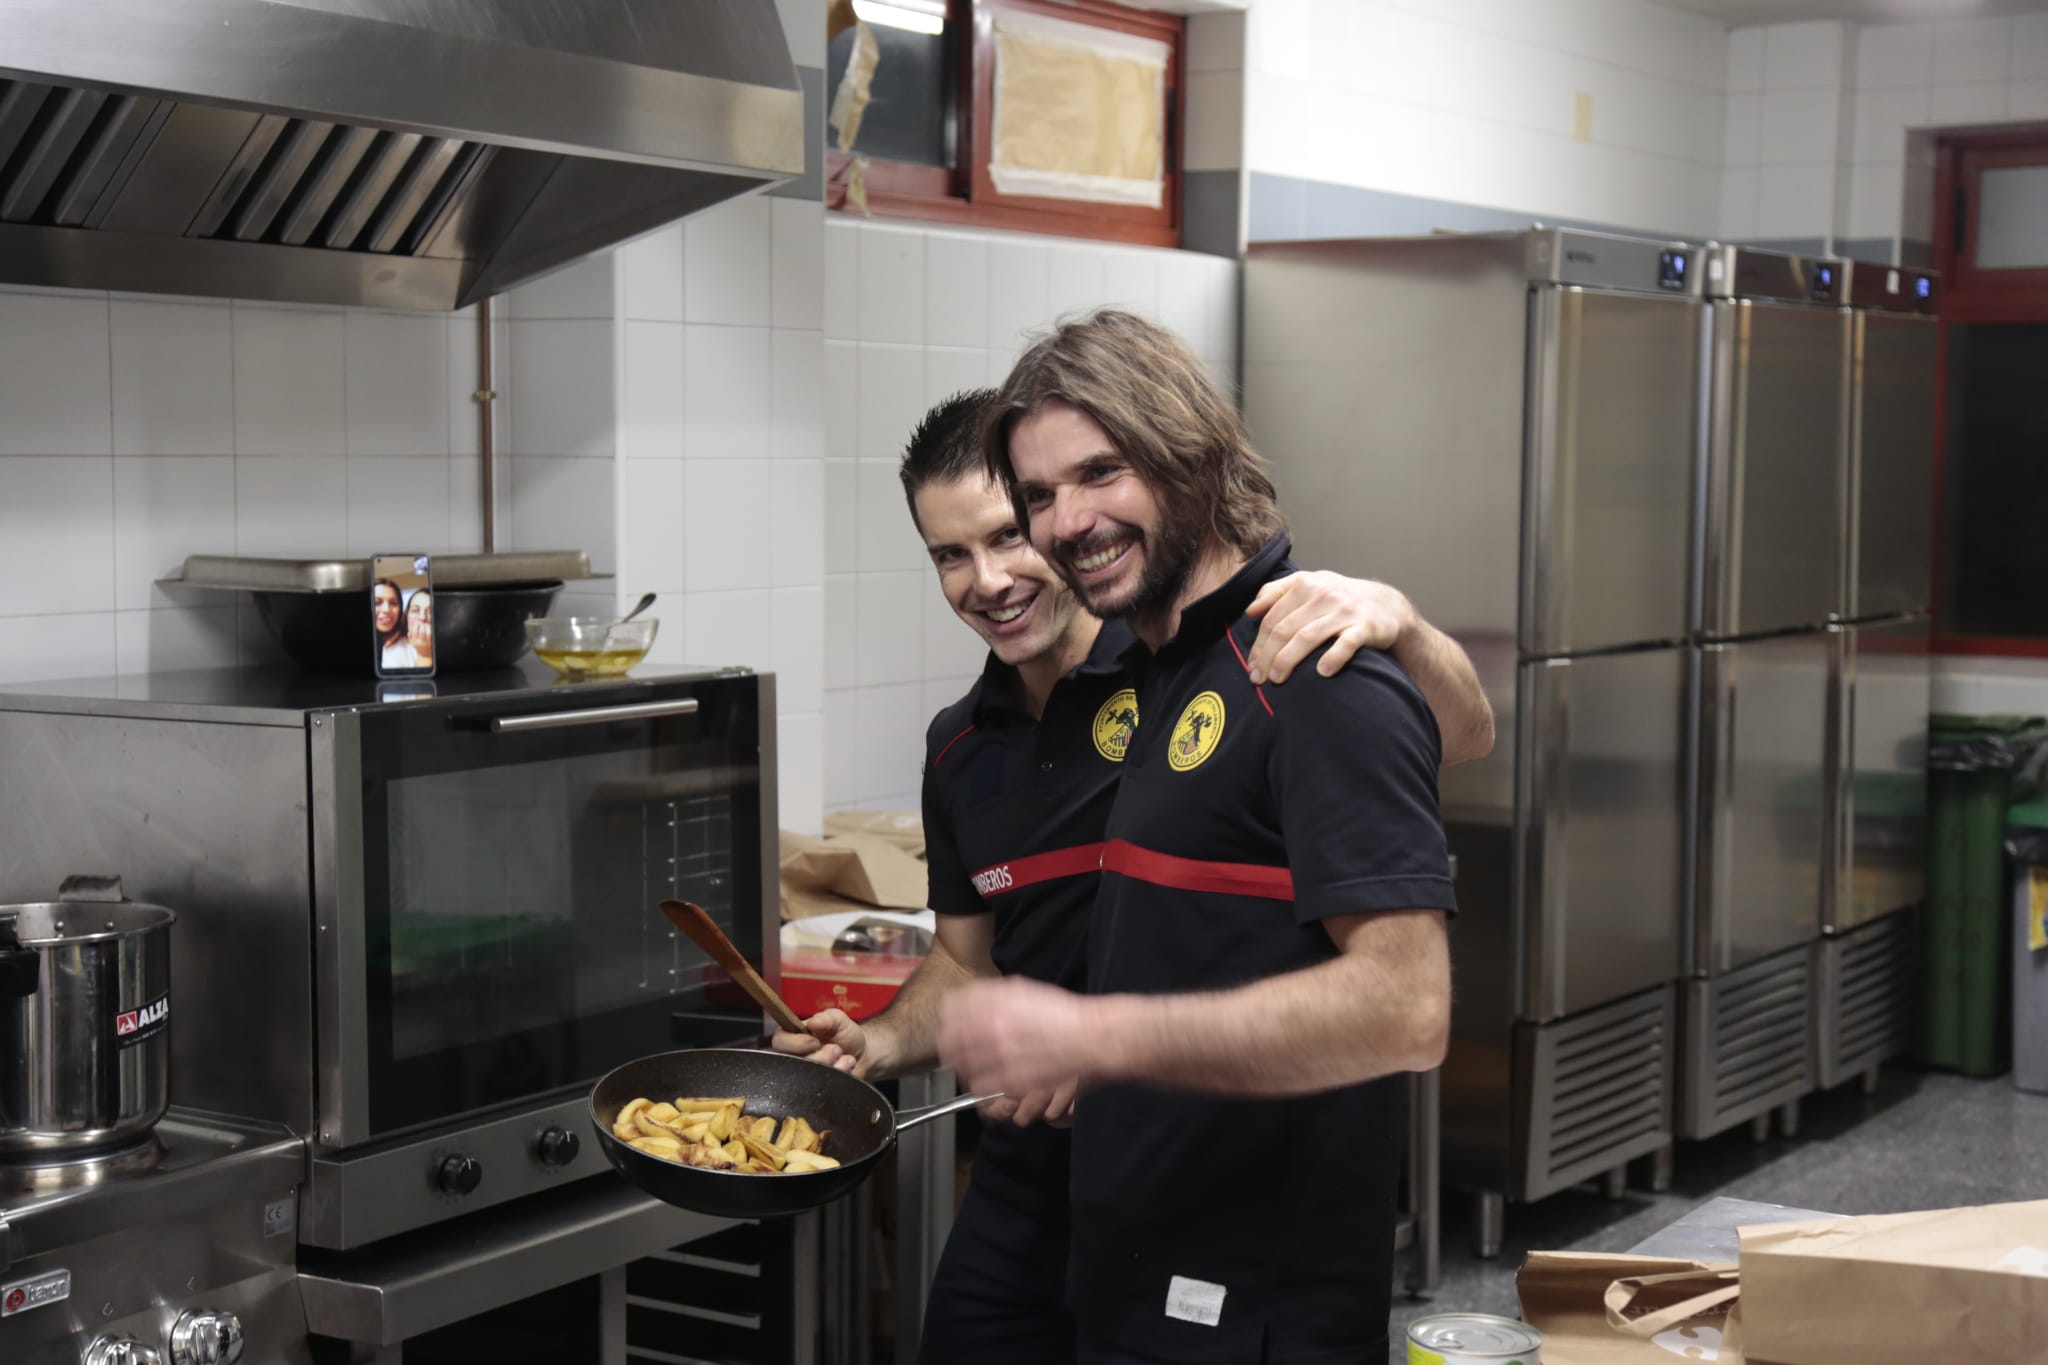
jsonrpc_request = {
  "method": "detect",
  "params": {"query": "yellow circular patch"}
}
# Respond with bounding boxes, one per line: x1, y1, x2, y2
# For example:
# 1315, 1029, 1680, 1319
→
1092, 688, 1139, 762
1167, 691, 1226, 772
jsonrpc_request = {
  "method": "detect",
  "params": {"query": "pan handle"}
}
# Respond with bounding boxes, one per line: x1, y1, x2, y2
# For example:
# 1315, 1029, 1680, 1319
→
894, 1091, 1004, 1134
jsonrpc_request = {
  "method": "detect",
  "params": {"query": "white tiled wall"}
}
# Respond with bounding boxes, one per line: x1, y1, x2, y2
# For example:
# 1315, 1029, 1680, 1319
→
1719, 22, 1855, 243
602, 196, 829, 835
0, 286, 491, 684
821, 217, 1240, 814
1727, 14, 2048, 254
1243, 0, 1727, 237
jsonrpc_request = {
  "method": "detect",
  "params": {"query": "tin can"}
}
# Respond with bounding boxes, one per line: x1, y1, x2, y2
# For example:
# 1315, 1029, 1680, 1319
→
1406, 1313, 1543, 1365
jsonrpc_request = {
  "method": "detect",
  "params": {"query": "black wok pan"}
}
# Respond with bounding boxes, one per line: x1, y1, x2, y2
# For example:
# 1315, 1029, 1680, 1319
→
590, 1048, 995, 1219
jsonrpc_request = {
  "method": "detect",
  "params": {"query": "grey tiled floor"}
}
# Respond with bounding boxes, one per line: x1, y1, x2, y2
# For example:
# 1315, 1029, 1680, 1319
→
1388, 1070, 2048, 1355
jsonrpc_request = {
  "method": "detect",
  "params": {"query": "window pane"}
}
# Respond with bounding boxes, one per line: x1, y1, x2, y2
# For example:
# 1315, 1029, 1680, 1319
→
1939, 324, 2048, 636
1976, 166, 2048, 270
828, 18, 955, 170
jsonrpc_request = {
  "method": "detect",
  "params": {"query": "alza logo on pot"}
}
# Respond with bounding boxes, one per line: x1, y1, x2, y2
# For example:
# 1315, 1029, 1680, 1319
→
114, 993, 169, 1044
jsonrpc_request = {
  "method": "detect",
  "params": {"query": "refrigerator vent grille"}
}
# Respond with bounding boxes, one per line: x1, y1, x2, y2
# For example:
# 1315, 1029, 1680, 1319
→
1526, 987, 1674, 1198
1684, 948, 1813, 1137
1822, 913, 1915, 1086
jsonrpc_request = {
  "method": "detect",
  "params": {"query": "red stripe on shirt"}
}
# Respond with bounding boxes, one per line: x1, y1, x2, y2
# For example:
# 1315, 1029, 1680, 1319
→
1225, 627, 1275, 716
1100, 838, 1294, 900
969, 842, 1107, 898
932, 724, 976, 768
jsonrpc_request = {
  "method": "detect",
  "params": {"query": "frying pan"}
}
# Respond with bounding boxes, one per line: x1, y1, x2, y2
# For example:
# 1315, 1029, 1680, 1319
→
590, 1048, 994, 1219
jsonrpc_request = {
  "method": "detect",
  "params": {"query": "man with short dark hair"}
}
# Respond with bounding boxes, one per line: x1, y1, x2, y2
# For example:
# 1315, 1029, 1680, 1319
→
939, 310, 1459, 1364
778, 381, 1488, 1363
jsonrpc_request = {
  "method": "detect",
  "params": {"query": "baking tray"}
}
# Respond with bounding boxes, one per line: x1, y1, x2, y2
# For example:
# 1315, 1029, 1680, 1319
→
169, 551, 601, 593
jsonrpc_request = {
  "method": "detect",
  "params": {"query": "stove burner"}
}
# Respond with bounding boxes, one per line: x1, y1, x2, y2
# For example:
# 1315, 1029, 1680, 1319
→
0, 1133, 164, 1195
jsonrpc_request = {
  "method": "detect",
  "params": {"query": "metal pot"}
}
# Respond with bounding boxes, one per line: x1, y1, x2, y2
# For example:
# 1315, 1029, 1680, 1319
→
0, 877, 174, 1160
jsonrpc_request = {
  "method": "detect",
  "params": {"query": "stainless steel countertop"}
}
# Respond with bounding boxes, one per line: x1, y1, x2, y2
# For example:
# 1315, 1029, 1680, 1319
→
298, 1174, 735, 1345
0, 661, 745, 727
0, 1109, 305, 1273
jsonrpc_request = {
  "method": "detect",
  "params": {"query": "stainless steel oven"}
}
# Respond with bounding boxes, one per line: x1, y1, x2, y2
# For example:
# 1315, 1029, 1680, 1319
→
0, 662, 777, 1252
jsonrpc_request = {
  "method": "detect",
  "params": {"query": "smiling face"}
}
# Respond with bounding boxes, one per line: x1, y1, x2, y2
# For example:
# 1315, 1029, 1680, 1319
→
912, 472, 1081, 668
372, 583, 402, 637
1007, 399, 1200, 623
405, 591, 433, 649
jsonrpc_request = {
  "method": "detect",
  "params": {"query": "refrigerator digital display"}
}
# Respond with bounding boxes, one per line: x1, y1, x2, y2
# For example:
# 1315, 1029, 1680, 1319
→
1811, 265, 1836, 300
1916, 276, 1934, 302
1658, 250, 1689, 290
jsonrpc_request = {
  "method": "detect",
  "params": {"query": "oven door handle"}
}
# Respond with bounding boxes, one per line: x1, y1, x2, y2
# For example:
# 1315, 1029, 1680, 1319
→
489, 699, 700, 733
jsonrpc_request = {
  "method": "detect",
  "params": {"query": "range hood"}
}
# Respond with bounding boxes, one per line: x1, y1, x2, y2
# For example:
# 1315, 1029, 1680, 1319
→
0, 0, 804, 310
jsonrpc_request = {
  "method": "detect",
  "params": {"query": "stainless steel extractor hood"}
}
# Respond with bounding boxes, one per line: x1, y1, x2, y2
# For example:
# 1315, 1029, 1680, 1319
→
0, 0, 804, 310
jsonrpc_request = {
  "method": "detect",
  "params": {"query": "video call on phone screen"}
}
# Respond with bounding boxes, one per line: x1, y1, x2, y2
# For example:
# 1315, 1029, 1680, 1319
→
372, 554, 434, 678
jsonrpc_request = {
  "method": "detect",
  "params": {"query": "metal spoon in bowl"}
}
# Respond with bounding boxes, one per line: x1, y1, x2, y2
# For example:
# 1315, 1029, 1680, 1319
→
601, 592, 658, 655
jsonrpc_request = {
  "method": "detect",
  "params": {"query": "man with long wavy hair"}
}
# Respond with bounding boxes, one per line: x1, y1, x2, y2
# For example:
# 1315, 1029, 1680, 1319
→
942, 310, 1463, 1364
777, 378, 1489, 1362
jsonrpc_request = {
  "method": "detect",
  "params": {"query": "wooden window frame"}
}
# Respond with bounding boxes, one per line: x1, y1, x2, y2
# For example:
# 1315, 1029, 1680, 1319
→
826, 0, 1183, 248
1931, 131, 2048, 656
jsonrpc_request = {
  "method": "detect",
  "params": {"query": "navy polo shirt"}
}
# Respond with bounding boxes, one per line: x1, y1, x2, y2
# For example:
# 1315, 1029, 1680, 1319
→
921, 618, 1138, 1203
1070, 536, 1456, 1363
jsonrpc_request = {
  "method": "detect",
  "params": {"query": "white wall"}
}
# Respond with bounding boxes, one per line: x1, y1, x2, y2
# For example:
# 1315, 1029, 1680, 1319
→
1243, 0, 1728, 238
599, 196, 830, 836
1724, 14, 2048, 254
821, 217, 1241, 814
0, 287, 490, 682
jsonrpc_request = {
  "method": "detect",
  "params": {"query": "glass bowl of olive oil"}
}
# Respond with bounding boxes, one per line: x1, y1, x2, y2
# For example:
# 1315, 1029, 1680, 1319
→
525, 616, 658, 678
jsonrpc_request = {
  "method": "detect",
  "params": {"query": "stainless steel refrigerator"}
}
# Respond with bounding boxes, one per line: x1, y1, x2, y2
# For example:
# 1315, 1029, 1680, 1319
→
1681, 247, 1850, 1143
1245, 230, 1703, 1252
1816, 261, 1938, 1094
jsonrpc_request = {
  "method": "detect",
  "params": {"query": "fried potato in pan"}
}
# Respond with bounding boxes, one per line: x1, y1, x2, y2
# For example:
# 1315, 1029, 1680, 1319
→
612, 1095, 839, 1174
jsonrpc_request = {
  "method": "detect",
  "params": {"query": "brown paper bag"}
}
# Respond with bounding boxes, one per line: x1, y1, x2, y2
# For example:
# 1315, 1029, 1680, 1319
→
778, 832, 928, 917
824, 809, 926, 858
1519, 1252, 1745, 1364
1738, 1200, 2048, 1364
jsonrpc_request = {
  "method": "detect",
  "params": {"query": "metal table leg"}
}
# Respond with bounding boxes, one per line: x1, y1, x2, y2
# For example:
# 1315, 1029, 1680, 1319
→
1474, 1191, 1505, 1260
791, 1209, 821, 1365
1404, 1068, 1440, 1298
1650, 1143, 1674, 1194
599, 1266, 626, 1365
894, 1069, 958, 1365
1776, 1098, 1801, 1139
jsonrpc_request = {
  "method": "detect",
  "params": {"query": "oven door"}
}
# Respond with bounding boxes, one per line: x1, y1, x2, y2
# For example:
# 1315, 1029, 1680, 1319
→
310, 672, 776, 1148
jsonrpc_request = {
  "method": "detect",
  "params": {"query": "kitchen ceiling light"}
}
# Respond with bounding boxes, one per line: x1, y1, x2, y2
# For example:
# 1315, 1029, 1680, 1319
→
853, 0, 946, 36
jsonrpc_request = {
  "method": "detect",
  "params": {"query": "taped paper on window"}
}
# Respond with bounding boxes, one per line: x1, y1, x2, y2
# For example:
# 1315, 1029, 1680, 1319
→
990, 10, 1167, 209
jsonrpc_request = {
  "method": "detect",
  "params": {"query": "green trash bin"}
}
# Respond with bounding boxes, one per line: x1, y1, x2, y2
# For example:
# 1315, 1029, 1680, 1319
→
1924, 715, 2048, 1075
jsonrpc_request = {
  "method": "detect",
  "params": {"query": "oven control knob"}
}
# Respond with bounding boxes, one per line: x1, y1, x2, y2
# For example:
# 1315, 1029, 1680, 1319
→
170, 1309, 244, 1365
436, 1152, 483, 1195
84, 1337, 162, 1365
536, 1125, 581, 1167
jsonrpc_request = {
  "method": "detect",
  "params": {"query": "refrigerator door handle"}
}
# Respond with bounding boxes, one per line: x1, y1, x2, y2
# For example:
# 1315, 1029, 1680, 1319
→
1827, 624, 1856, 934
1522, 286, 1570, 656
1699, 300, 1744, 637
1693, 646, 1736, 977
1518, 660, 1573, 1020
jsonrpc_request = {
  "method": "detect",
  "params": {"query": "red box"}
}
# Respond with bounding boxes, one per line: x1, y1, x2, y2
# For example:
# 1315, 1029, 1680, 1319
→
779, 947, 922, 1021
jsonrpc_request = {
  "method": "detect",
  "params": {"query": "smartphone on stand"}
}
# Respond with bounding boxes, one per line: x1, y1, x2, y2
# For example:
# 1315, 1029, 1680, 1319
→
371, 554, 435, 679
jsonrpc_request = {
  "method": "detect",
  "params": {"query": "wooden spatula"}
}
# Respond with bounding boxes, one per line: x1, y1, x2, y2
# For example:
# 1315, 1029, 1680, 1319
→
661, 899, 806, 1034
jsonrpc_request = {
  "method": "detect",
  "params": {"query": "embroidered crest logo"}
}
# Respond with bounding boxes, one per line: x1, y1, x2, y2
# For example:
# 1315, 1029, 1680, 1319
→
1168, 691, 1225, 772
1092, 689, 1139, 762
